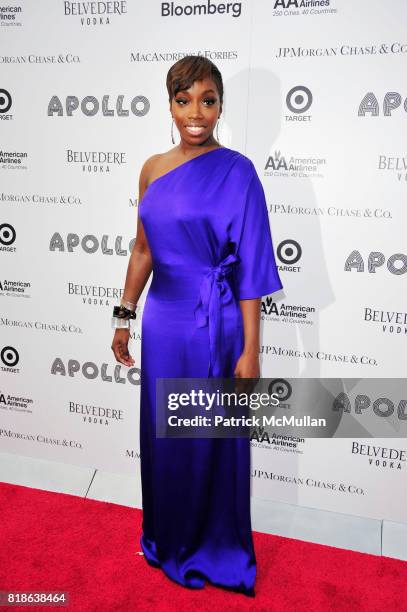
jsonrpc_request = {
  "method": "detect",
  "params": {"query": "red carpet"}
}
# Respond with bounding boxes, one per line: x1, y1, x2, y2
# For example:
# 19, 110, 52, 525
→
0, 481, 406, 611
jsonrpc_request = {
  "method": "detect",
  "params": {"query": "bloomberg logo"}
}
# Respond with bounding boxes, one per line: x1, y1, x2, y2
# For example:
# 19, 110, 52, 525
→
161, 1, 242, 17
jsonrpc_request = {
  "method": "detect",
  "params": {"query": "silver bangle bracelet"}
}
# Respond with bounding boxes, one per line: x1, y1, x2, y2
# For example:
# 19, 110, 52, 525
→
121, 298, 137, 311
111, 316, 131, 329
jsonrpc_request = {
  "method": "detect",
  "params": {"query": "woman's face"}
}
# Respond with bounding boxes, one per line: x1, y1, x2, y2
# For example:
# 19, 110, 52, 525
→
170, 77, 222, 146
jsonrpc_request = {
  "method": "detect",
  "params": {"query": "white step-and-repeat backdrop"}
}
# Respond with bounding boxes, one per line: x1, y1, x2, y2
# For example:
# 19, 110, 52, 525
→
1, 1, 406, 524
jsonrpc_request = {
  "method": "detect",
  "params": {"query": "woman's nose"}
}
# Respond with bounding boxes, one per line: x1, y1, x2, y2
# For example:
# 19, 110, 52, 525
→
188, 102, 203, 118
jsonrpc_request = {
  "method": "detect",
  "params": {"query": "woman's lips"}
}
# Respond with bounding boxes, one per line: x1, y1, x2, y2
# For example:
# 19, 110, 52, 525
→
185, 125, 206, 136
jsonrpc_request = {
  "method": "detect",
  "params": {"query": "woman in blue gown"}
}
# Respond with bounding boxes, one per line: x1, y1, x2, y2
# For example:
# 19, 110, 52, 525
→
111, 55, 283, 597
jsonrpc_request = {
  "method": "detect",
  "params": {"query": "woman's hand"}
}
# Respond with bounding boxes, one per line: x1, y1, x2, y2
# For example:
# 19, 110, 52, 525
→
234, 350, 260, 378
111, 328, 135, 367
233, 350, 260, 395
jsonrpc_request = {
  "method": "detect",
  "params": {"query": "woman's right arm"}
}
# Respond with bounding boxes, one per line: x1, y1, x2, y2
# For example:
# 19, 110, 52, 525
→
111, 157, 156, 367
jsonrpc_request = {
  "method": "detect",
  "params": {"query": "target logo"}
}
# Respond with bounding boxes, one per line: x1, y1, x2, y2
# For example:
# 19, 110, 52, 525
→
286, 85, 312, 114
268, 378, 292, 402
0, 89, 12, 114
0, 223, 16, 246
1, 346, 19, 368
277, 239, 302, 265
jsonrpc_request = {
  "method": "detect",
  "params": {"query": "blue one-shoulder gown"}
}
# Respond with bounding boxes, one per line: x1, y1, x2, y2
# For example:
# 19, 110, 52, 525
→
138, 147, 282, 597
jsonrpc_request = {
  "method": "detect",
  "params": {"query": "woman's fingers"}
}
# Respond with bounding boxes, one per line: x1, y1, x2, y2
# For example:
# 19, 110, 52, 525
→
111, 339, 135, 366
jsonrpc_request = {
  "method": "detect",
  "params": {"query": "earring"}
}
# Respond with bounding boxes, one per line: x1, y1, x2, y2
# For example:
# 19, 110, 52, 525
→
171, 118, 175, 144
216, 118, 219, 142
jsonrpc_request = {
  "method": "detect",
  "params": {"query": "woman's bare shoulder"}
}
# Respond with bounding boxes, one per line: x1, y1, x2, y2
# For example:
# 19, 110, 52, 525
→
140, 149, 178, 186
140, 153, 161, 180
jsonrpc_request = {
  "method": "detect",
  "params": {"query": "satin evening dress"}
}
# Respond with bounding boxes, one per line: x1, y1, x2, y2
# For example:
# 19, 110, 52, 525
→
138, 146, 282, 596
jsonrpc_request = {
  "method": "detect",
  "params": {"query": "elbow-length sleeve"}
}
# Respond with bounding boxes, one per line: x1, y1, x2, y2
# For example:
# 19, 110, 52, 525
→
231, 163, 283, 300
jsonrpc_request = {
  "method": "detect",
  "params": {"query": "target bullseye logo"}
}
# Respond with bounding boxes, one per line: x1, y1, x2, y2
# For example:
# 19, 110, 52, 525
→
286, 85, 312, 114
0, 223, 16, 246
269, 379, 292, 402
277, 239, 302, 265
0, 89, 12, 114
1, 346, 19, 368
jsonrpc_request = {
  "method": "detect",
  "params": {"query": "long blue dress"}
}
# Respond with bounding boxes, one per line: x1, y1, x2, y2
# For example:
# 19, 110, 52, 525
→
138, 146, 282, 596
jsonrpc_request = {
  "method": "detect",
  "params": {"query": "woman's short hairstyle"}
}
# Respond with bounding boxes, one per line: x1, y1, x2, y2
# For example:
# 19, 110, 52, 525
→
166, 55, 223, 107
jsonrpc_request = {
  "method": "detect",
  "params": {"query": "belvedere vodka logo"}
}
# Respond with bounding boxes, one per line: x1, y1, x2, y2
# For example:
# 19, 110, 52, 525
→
351, 441, 406, 470
364, 307, 407, 336
66, 150, 126, 173
63, 1, 127, 26
378, 154, 407, 183
69, 400, 124, 426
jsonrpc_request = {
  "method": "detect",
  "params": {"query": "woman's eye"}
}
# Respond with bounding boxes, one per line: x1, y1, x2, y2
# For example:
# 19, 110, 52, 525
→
175, 98, 217, 106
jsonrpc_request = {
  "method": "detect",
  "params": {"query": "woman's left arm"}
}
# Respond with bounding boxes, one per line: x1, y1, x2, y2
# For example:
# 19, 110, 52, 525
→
234, 298, 261, 378
231, 164, 283, 379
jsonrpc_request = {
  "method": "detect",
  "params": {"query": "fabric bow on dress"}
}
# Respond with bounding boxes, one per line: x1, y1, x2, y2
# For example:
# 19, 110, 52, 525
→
194, 253, 240, 377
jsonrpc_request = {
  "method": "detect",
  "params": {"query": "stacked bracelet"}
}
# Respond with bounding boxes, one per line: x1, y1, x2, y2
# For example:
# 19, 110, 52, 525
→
120, 298, 137, 311
111, 298, 137, 329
